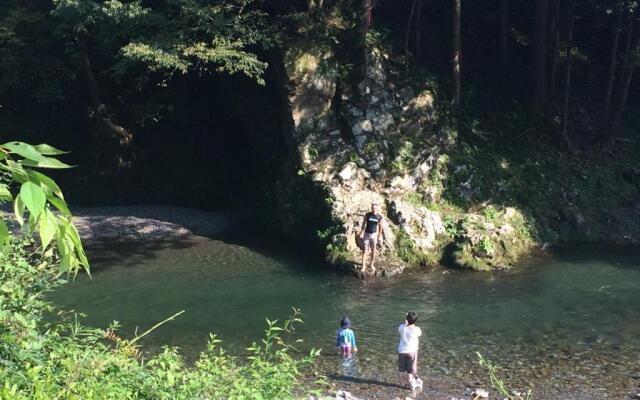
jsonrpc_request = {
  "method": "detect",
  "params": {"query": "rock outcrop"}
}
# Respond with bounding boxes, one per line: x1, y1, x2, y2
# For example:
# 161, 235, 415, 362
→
283, 43, 536, 276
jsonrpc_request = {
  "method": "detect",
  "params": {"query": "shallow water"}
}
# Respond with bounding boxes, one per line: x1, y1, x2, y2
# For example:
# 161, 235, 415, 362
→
49, 238, 640, 399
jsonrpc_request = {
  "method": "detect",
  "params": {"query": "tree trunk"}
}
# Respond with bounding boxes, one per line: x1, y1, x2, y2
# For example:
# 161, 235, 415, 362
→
605, 8, 640, 151
532, 0, 549, 113
75, 27, 132, 146
351, 0, 370, 86
452, 0, 461, 107
547, 0, 560, 99
602, 8, 625, 135
500, 0, 509, 63
405, 0, 418, 71
560, 0, 575, 151
416, 0, 422, 61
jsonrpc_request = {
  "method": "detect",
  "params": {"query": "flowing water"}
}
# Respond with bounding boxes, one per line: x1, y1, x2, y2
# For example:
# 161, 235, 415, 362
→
49, 237, 640, 399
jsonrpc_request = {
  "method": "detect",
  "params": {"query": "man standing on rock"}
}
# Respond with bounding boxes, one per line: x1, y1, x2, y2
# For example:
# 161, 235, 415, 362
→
359, 202, 385, 275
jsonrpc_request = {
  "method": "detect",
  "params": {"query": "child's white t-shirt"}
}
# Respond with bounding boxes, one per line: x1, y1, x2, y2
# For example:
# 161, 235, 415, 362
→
398, 323, 422, 353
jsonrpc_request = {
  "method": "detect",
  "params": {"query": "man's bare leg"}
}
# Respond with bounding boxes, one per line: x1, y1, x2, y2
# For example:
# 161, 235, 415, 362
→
361, 248, 368, 271
370, 248, 376, 275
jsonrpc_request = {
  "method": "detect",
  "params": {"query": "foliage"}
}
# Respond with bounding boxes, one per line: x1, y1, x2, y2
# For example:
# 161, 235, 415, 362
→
0, 142, 321, 400
0, 141, 87, 275
0, 241, 321, 399
52, 0, 270, 84
477, 352, 533, 400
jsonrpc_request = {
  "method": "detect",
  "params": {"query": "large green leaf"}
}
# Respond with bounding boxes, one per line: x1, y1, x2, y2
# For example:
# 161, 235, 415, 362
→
33, 144, 68, 155
20, 181, 46, 220
22, 157, 72, 169
28, 170, 64, 200
39, 208, 58, 250
47, 195, 71, 217
14, 194, 25, 226
6, 159, 29, 183
1, 142, 46, 162
0, 184, 12, 203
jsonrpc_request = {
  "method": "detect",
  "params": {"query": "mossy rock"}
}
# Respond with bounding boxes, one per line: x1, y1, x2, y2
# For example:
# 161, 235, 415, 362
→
452, 207, 536, 271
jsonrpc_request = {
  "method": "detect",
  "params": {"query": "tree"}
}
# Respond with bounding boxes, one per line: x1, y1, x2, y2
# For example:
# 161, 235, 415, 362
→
533, 0, 550, 112
560, 0, 575, 151
547, 0, 561, 99
604, 3, 640, 151
500, 0, 510, 63
602, 6, 625, 134
452, 0, 462, 106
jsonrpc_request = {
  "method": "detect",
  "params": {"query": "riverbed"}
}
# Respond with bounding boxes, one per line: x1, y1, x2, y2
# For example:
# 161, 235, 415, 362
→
49, 234, 640, 399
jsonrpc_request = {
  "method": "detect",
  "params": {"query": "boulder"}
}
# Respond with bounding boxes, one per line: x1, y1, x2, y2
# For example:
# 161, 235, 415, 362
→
352, 119, 373, 135
405, 90, 435, 113
388, 199, 445, 250
353, 134, 367, 150
338, 162, 358, 183
372, 112, 395, 133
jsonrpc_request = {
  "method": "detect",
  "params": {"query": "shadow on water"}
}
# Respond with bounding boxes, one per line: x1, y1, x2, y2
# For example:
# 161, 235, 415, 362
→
325, 373, 404, 390
85, 239, 198, 271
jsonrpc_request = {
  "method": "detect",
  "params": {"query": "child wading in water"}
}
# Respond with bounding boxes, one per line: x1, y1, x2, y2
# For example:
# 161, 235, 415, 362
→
336, 317, 358, 358
398, 312, 423, 391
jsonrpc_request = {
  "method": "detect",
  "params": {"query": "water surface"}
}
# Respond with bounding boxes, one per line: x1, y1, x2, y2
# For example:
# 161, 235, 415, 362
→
50, 238, 640, 399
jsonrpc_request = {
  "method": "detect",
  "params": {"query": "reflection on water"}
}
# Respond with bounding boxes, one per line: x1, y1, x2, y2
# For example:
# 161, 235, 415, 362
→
49, 238, 640, 399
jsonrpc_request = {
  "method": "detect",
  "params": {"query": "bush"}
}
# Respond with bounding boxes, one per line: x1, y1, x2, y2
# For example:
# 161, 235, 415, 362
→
0, 242, 321, 399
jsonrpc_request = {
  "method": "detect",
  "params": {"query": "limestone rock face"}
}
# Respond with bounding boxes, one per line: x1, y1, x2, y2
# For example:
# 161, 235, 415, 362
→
388, 199, 445, 250
283, 45, 535, 277
286, 50, 337, 129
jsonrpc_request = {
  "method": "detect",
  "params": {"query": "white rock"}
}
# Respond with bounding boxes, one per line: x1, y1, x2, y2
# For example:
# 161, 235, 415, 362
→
338, 162, 357, 182
390, 175, 416, 190
373, 112, 395, 133
472, 388, 489, 398
352, 119, 373, 135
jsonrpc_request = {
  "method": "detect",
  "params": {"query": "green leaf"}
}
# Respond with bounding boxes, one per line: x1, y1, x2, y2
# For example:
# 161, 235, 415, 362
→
0, 184, 12, 203
1, 142, 46, 162
14, 194, 25, 226
28, 170, 64, 200
22, 157, 72, 169
39, 208, 57, 250
0, 220, 9, 248
33, 144, 68, 155
6, 159, 29, 183
47, 195, 71, 217
20, 181, 46, 220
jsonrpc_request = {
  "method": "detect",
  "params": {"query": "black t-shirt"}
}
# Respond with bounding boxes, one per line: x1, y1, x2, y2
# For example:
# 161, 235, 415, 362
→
364, 212, 383, 234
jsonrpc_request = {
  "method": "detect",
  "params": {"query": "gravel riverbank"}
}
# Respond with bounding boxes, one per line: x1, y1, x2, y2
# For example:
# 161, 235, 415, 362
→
69, 205, 235, 242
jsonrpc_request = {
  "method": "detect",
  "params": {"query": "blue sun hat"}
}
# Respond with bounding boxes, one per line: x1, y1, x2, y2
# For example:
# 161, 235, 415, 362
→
341, 316, 352, 329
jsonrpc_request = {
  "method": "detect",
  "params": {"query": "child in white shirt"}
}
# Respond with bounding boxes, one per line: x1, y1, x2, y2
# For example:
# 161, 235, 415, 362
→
398, 312, 423, 390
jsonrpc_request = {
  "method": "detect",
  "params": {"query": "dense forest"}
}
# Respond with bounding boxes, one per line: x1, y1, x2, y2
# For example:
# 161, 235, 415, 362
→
2, 0, 640, 268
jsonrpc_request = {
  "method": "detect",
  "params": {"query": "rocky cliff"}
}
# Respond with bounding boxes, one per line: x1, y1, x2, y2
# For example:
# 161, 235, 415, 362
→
281, 43, 535, 276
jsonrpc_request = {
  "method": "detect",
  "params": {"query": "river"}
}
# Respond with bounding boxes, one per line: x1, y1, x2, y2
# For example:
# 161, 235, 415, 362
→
49, 236, 640, 399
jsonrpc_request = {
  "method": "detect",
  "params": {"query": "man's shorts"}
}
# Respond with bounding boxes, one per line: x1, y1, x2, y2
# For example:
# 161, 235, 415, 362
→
363, 232, 377, 249
398, 352, 418, 374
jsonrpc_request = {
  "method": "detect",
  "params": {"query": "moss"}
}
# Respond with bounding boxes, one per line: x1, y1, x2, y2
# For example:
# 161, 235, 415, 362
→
451, 207, 536, 271
394, 228, 442, 267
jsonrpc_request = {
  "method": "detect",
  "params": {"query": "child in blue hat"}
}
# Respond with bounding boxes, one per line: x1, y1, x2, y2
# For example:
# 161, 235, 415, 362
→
336, 316, 358, 358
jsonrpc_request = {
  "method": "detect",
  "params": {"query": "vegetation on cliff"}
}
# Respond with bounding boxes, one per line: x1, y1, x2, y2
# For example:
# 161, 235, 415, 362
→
1, 1, 639, 272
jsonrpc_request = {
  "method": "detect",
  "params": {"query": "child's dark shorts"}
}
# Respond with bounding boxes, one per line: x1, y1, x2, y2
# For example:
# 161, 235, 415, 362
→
398, 352, 418, 374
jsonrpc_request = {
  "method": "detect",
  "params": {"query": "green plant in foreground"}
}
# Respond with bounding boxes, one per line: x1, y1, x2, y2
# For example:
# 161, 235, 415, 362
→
477, 352, 532, 400
0, 142, 322, 399
0, 141, 87, 275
